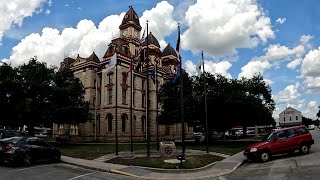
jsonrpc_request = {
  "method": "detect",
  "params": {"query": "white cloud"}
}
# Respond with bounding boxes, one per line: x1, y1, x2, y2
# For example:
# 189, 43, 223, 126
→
303, 76, 320, 93
276, 17, 286, 24
308, 101, 317, 109
181, 0, 274, 58
300, 34, 313, 45
287, 58, 302, 69
2, 2, 178, 66
273, 83, 300, 105
2, 14, 125, 66
184, 59, 232, 78
45, 9, 51, 15
185, 60, 197, 75
238, 60, 271, 79
140, 1, 176, 48
0, 0, 45, 44
252, 44, 305, 62
301, 47, 320, 77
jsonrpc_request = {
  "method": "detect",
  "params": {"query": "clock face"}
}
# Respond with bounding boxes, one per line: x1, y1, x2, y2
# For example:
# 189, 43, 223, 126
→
133, 30, 138, 38
122, 30, 128, 37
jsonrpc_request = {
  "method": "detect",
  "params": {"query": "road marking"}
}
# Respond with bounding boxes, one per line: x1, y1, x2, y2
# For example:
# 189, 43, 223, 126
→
8, 164, 57, 172
67, 172, 96, 180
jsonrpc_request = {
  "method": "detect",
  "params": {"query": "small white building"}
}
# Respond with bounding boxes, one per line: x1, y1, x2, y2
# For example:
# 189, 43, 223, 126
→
279, 107, 302, 127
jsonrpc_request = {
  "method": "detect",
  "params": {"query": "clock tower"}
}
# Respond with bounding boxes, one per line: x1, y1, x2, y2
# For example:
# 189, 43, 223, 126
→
119, 6, 142, 57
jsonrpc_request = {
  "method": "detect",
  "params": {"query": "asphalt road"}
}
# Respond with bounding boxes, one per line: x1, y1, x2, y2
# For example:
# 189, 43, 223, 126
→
0, 163, 137, 180
209, 129, 320, 180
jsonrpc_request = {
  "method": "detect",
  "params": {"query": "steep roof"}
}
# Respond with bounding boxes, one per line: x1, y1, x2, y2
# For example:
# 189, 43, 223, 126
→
87, 52, 100, 63
119, 6, 141, 30
143, 32, 160, 48
162, 43, 177, 57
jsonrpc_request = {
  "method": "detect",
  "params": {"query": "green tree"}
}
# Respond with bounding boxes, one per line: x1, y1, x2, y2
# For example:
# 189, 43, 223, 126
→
18, 57, 56, 135
51, 69, 91, 125
302, 116, 313, 126
0, 63, 24, 128
158, 71, 196, 126
0, 57, 90, 135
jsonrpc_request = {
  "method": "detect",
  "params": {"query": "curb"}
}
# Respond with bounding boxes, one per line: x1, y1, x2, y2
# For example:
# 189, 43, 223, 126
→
109, 169, 144, 179
108, 160, 246, 180
61, 159, 110, 173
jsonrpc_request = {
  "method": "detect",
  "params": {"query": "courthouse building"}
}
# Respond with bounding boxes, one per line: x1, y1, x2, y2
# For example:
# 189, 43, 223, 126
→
53, 6, 193, 142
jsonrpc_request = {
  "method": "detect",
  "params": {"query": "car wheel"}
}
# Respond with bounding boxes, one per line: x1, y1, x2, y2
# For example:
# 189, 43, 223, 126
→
299, 144, 309, 154
23, 153, 31, 166
52, 153, 61, 162
260, 151, 270, 162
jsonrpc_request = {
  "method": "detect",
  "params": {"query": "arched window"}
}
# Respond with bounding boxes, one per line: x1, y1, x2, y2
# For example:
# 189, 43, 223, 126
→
141, 116, 146, 133
121, 114, 127, 132
107, 113, 113, 132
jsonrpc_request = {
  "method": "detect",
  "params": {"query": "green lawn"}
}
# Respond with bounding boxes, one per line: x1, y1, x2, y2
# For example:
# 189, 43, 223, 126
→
107, 154, 224, 169
57, 141, 255, 160
57, 144, 157, 160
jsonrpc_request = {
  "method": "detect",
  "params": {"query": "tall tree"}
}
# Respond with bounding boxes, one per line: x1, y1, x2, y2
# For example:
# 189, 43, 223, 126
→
51, 69, 91, 125
0, 63, 24, 128
18, 57, 55, 135
0, 57, 90, 135
158, 72, 195, 126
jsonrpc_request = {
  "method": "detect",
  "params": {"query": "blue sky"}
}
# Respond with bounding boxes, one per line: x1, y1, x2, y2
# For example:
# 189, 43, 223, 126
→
1, 0, 320, 120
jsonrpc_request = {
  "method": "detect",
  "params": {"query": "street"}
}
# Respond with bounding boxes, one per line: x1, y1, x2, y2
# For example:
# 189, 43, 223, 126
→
210, 129, 320, 180
0, 163, 137, 180
1, 130, 319, 180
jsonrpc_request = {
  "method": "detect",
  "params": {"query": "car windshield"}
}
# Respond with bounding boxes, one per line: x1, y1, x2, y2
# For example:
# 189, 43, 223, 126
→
262, 133, 275, 142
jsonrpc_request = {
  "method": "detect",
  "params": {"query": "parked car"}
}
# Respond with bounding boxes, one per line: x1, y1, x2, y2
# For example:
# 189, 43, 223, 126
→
308, 125, 315, 130
243, 125, 314, 162
0, 130, 28, 139
0, 136, 61, 166
194, 132, 205, 143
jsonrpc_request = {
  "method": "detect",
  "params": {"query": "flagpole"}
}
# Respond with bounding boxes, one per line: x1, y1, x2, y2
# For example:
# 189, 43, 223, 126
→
156, 59, 159, 151
202, 51, 209, 153
178, 23, 185, 157
115, 52, 119, 156
130, 57, 133, 153
146, 20, 150, 157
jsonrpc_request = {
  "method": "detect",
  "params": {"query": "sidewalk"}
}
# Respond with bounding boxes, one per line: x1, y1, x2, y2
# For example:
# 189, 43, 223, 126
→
61, 150, 246, 179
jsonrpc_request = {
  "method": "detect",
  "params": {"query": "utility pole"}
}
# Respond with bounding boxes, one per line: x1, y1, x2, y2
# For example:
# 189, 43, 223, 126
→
115, 53, 119, 156
156, 59, 159, 151
202, 51, 209, 153
130, 57, 133, 152
146, 20, 150, 157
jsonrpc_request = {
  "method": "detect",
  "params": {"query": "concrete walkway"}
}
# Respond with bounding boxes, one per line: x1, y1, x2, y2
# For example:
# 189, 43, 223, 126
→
61, 150, 246, 179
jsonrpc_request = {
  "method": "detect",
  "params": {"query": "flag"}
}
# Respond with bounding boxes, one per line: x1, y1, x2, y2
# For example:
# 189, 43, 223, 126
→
134, 28, 146, 72
172, 64, 181, 84
197, 58, 204, 77
176, 26, 181, 60
125, 62, 133, 83
151, 65, 156, 84
104, 53, 117, 72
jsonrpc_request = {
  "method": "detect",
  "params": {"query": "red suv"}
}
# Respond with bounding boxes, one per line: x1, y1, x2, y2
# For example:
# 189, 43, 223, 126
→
244, 125, 314, 162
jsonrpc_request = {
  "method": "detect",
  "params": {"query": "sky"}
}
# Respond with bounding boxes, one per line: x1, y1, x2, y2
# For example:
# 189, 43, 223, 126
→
1, 0, 320, 120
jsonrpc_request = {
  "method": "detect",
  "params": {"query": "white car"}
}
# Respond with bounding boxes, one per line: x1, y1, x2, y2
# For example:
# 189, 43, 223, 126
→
308, 125, 315, 130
